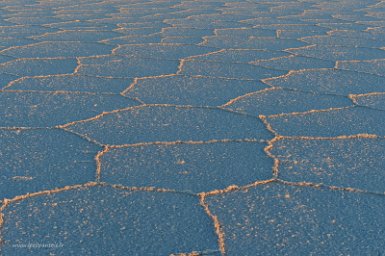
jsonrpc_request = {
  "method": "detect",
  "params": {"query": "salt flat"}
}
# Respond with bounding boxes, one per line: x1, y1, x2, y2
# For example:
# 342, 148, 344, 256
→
1, 0, 385, 255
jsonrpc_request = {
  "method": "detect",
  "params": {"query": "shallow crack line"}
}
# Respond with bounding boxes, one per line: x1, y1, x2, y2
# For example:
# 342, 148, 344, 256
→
220, 87, 280, 108
177, 50, 230, 75
183, 48, 226, 61
184, 58, 291, 74
2, 73, 139, 88
108, 138, 266, 149
170, 249, 221, 256
73, 70, 178, 81
266, 105, 354, 118
95, 146, 110, 182
276, 179, 385, 197
0, 56, 75, 64
251, 53, 331, 65
287, 42, 385, 52
59, 127, 105, 147
329, 63, 385, 78
160, 36, 206, 44
100, 32, 162, 45
0, 40, 114, 55
278, 134, 383, 140
0, 126, 55, 130
81, 47, 282, 67
57, 104, 263, 129
1, 89, 121, 96
2, 74, 74, 90
110, 42, 221, 55
202, 178, 385, 198
351, 103, 385, 114
121, 74, 261, 96
73, 72, 261, 82
261, 67, 338, 85
336, 58, 385, 67
28, 29, 115, 40
198, 193, 226, 256
242, 84, 354, 101
120, 75, 174, 95
276, 86, 352, 100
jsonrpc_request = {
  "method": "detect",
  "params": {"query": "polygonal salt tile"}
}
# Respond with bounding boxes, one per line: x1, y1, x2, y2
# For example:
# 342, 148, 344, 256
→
0, 58, 77, 77
5, 15, 62, 25
204, 36, 308, 50
224, 89, 352, 116
0, 25, 58, 36
206, 182, 385, 255
113, 27, 162, 36
300, 33, 385, 47
333, 14, 379, 22
0, 41, 114, 58
357, 20, 385, 27
1, 186, 219, 255
213, 28, 276, 37
272, 138, 385, 193
29, 30, 122, 42
101, 142, 273, 193
0, 92, 138, 127
367, 27, 385, 34
0, 129, 99, 199
113, 43, 218, 60
116, 22, 168, 29
265, 69, 385, 95
187, 13, 252, 21
316, 22, 369, 31
353, 93, 385, 111
188, 49, 289, 64
254, 55, 334, 71
239, 17, 313, 26
0, 54, 14, 64
266, 107, 385, 137
337, 59, 385, 76
254, 24, 327, 32
44, 20, 116, 30
118, 7, 172, 17
288, 45, 385, 61
65, 106, 273, 145
126, 76, 267, 106
0, 37, 37, 47
8, 75, 133, 93
276, 29, 329, 39
161, 36, 204, 44
77, 55, 179, 78
180, 60, 286, 80
101, 34, 162, 45
160, 27, 213, 37
85, 17, 141, 25
54, 12, 111, 20
163, 18, 247, 29
1, 73, 18, 89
